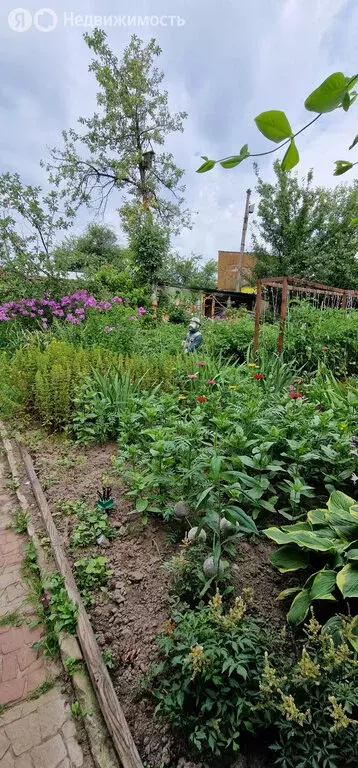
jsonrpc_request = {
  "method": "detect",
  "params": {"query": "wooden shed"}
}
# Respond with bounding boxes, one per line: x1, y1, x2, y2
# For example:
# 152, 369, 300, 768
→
217, 251, 257, 291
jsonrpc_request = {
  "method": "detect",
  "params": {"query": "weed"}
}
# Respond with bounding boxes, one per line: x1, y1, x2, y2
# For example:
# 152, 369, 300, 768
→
5, 478, 19, 492
70, 509, 116, 548
74, 556, 113, 591
23, 539, 77, 656
27, 679, 55, 700
10, 509, 29, 534
102, 648, 116, 669
165, 541, 232, 606
56, 454, 85, 469
39, 535, 51, 552
42, 476, 57, 490
65, 657, 84, 675
22, 540, 41, 585
54, 499, 88, 517
0, 611, 23, 627
71, 700, 93, 719
46, 573, 78, 636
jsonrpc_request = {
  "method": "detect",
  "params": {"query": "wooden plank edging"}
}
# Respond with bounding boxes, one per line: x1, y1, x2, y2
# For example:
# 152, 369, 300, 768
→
17, 438, 143, 768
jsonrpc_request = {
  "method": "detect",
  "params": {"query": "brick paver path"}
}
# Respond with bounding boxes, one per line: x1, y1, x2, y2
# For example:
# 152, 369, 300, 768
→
0, 456, 90, 767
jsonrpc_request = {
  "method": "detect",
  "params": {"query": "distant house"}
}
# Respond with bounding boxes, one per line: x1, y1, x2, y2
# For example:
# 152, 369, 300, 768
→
217, 251, 257, 292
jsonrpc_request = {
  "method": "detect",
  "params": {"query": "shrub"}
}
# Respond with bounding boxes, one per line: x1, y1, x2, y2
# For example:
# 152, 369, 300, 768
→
2, 341, 120, 429
284, 303, 358, 376
259, 613, 358, 767
151, 589, 268, 755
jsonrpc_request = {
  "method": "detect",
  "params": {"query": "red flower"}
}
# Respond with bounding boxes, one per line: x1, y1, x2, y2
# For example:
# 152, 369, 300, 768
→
253, 373, 264, 380
187, 374, 198, 380
289, 392, 303, 399
196, 396, 207, 403
207, 379, 216, 385
321, 346, 329, 351
197, 361, 206, 367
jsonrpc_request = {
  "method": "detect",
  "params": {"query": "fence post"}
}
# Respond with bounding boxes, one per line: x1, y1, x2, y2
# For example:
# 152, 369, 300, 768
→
253, 279, 262, 359
277, 277, 288, 354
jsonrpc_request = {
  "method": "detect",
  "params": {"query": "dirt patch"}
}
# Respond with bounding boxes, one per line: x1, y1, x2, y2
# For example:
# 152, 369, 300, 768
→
22, 429, 292, 768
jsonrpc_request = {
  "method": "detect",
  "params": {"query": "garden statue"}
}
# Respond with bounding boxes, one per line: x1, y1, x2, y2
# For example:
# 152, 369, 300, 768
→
183, 316, 202, 353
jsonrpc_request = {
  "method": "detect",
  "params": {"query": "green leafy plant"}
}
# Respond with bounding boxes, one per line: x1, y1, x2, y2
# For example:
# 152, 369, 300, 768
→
64, 657, 83, 675
264, 490, 358, 624
70, 508, 116, 548
54, 499, 88, 517
46, 573, 78, 635
72, 369, 143, 443
164, 540, 232, 605
74, 555, 113, 591
70, 700, 92, 719
10, 509, 29, 534
102, 648, 116, 670
150, 589, 269, 755
259, 613, 358, 767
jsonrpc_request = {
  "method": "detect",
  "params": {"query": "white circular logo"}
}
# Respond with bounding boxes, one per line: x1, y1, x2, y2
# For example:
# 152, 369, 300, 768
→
33, 7, 57, 32
8, 8, 32, 32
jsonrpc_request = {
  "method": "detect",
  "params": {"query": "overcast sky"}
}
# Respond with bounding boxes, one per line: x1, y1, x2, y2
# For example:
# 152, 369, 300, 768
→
1, 0, 357, 261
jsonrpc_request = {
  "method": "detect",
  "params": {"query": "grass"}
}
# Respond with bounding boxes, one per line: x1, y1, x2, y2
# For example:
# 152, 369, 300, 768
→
27, 679, 55, 700
0, 610, 24, 627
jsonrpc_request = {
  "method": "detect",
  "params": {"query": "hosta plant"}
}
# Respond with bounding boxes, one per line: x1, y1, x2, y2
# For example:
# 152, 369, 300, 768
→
264, 490, 358, 624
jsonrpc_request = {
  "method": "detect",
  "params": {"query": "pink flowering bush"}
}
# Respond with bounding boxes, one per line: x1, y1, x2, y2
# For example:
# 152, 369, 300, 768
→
0, 291, 147, 328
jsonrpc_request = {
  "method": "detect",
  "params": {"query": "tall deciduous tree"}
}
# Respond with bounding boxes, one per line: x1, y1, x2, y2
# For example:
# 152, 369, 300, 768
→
130, 214, 169, 286
44, 30, 190, 236
252, 161, 358, 288
0, 171, 72, 280
53, 223, 130, 274
160, 252, 217, 288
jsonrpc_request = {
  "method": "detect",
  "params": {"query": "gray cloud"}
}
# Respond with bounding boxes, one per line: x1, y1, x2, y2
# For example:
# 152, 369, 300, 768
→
0, 0, 357, 261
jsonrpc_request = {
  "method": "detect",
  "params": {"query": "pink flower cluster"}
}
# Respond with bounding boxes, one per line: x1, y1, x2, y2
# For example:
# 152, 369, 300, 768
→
0, 291, 146, 328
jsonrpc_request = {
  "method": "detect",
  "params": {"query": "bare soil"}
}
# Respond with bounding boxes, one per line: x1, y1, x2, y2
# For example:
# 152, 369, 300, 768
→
22, 428, 294, 768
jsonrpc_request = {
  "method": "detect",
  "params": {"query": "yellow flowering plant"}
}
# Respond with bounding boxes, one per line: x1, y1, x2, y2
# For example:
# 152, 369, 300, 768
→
150, 590, 270, 755
258, 612, 358, 767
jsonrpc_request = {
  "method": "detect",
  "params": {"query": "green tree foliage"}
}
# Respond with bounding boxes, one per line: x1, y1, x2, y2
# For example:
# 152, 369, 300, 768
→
252, 162, 358, 288
44, 30, 190, 235
53, 223, 131, 275
0, 172, 73, 280
160, 252, 217, 288
130, 214, 169, 285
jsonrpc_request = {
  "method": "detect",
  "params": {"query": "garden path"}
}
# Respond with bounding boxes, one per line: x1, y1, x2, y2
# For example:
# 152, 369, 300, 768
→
0, 455, 90, 768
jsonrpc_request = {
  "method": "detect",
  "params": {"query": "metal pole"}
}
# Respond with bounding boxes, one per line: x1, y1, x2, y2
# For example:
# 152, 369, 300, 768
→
253, 279, 262, 359
237, 189, 251, 292
277, 277, 288, 354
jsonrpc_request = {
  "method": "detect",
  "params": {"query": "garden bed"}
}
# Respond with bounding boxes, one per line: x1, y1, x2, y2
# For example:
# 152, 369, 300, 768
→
22, 429, 294, 767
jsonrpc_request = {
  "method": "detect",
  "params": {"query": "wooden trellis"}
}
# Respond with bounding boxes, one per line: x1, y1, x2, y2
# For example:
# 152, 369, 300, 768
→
253, 276, 358, 357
